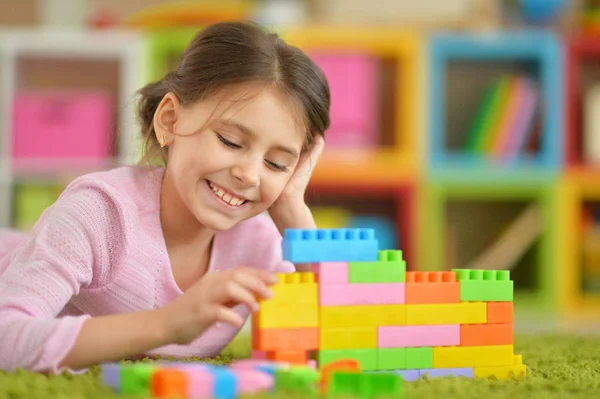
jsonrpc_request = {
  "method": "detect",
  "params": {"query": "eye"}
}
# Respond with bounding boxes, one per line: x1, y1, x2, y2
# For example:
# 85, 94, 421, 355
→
265, 160, 289, 172
216, 133, 241, 149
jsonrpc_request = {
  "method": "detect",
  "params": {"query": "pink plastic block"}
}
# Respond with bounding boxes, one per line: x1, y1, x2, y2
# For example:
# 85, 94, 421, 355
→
319, 283, 405, 306
378, 325, 460, 348
230, 360, 287, 370
230, 369, 274, 393
251, 349, 267, 360
161, 364, 213, 398
309, 262, 348, 284
12, 91, 113, 161
310, 53, 379, 148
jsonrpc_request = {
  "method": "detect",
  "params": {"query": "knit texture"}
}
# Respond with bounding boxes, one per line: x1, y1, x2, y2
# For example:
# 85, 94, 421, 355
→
0, 166, 294, 374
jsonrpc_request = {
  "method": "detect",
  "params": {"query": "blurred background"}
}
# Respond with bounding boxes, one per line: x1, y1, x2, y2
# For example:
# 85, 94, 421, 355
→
0, 0, 598, 331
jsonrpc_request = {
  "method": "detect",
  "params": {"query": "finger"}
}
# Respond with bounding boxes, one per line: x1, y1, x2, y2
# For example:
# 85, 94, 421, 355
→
215, 279, 261, 312
230, 271, 275, 301
298, 135, 325, 175
215, 306, 245, 328
233, 266, 279, 285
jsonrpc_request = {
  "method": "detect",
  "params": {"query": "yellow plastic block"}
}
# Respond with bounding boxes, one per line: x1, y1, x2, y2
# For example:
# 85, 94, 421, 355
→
320, 305, 406, 328
474, 354, 527, 380
265, 272, 318, 306
433, 345, 514, 368
254, 304, 318, 329
320, 327, 377, 350
406, 302, 486, 325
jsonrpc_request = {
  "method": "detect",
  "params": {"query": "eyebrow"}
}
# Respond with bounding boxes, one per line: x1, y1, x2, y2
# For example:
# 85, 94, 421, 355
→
217, 119, 299, 158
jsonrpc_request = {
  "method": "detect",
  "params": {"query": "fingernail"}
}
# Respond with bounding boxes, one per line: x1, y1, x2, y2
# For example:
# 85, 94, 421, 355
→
264, 289, 273, 299
268, 274, 278, 283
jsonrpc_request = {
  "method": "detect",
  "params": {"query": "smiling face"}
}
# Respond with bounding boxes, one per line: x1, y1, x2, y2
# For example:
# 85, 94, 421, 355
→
155, 85, 306, 231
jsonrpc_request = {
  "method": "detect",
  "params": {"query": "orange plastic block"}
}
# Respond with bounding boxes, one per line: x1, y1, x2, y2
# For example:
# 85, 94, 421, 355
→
460, 323, 513, 346
252, 324, 319, 351
487, 302, 513, 324
151, 369, 187, 398
266, 349, 308, 365
320, 359, 360, 393
405, 271, 460, 304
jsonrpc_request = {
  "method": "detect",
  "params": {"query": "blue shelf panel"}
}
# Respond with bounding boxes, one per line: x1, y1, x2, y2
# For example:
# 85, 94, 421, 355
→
428, 30, 564, 173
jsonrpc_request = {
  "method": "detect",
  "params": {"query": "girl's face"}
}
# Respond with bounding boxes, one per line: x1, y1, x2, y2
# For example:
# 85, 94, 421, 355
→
156, 86, 305, 231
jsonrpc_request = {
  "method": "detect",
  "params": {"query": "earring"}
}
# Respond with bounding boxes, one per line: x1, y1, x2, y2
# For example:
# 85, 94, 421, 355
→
159, 136, 167, 147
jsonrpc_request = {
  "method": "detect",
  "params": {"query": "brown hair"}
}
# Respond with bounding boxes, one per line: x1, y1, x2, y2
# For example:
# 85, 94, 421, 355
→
136, 20, 330, 165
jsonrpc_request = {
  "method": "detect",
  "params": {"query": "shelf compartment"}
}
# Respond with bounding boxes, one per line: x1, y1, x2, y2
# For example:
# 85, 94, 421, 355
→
428, 31, 563, 173
422, 177, 558, 311
307, 181, 418, 270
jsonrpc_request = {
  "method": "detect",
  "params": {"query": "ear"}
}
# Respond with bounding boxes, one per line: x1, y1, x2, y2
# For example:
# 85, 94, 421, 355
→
153, 92, 180, 146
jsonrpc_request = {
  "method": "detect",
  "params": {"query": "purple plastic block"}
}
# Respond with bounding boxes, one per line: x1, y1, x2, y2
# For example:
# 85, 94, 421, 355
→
366, 369, 420, 382
419, 368, 474, 378
100, 363, 120, 391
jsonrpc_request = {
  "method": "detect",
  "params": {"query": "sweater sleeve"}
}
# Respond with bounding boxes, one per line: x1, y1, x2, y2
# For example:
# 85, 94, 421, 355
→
0, 182, 125, 373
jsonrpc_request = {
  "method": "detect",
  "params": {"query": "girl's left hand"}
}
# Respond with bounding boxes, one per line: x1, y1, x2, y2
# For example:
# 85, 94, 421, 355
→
268, 135, 325, 230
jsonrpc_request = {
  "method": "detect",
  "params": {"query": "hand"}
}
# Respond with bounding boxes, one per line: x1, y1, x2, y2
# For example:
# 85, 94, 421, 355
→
269, 135, 325, 230
155, 267, 278, 346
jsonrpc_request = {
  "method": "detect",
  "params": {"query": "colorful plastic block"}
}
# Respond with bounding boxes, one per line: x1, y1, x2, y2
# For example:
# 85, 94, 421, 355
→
252, 326, 319, 351
282, 228, 378, 263
460, 323, 514, 346
320, 305, 406, 328
473, 354, 527, 380
378, 325, 460, 348
267, 273, 318, 305
319, 283, 405, 306
309, 262, 348, 284
231, 369, 274, 394
326, 371, 403, 399
254, 304, 318, 329
453, 269, 514, 302
433, 345, 514, 368
405, 303, 486, 325
101, 363, 120, 392
419, 368, 474, 378
320, 327, 377, 350
121, 364, 155, 395
377, 348, 406, 370
151, 369, 187, 399
320, 359, 361, 393
348, 250, 406, 283
487, 302, 514, 324
406, 347, 433, 369
405, 271, 460, 304
319, 349, 378, 371
266, 349, 308, 365
274, 366, 319, 394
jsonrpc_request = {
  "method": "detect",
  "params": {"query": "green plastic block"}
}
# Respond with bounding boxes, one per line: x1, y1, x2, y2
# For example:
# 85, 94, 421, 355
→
120, 364, 155, 395
406, 347, 433, 369
14, 184, 61, 229
319, 349, 377, 371
274, 366, 319, 395
327, 371, 404, 399
377, 348, 406, 370
453, 269, 514, 301
349, 250, 406, 283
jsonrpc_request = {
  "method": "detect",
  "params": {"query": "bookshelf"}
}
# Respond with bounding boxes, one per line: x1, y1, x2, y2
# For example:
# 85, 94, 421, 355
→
0, 28, 147, 229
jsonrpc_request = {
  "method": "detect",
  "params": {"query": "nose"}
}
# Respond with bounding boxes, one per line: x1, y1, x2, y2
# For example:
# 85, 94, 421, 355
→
231, 156, 260, 187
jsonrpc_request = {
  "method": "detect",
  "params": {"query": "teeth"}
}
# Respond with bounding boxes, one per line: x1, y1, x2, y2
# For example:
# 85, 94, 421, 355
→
208, 181, 245, 207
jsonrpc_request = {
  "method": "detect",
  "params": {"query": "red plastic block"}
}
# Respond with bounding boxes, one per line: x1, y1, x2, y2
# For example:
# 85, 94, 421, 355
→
151, 369, 187, 398
266, 349, 308, 365
487, 302, 513, 324
309, 262, 349, 284
252, 327, 319, 351
460, 323, 514, 346
320, 359, 360, 394
319, 283, 405, 305
405, 271, 460, 304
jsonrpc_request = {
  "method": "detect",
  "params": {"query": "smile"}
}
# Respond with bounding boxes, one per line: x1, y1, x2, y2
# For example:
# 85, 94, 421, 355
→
207, 180, 248, 207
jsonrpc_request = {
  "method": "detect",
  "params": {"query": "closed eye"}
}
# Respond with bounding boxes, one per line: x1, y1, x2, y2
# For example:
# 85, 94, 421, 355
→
265, 160, 288, 172
216, 133, 242, 149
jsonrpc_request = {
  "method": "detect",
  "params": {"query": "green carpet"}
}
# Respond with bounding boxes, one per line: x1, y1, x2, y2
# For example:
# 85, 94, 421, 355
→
0, 332, 599, 399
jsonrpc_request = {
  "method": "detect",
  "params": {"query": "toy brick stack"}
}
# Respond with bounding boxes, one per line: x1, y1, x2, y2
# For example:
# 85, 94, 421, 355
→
251, 228, 527, 381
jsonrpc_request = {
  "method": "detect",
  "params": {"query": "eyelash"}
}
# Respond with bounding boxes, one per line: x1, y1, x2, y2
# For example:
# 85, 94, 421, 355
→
216, 133, 289, 172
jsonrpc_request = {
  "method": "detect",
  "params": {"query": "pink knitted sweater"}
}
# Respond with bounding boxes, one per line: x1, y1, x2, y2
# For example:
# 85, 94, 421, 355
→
0, 166, 294, 374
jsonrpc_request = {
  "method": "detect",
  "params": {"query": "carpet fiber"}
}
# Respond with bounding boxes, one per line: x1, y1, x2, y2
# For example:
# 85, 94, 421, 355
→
1, 332, 599, 398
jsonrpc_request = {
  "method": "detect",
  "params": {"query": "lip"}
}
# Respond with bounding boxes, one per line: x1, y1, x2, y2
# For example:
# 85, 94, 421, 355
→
204, 180, 251, 211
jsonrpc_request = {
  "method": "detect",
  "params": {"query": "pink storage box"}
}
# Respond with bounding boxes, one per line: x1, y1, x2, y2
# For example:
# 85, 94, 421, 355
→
310, 53, 380, 148
12, 91, 113, 161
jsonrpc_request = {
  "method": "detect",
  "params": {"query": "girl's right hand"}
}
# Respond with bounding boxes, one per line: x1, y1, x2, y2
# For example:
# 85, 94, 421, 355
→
155, 266, 278, 346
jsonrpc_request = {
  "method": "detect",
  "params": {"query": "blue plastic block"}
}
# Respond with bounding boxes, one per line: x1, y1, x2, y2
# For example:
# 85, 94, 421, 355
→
349, 215, 398, 250
206, 367, 237, 399
282, 228, 378, 263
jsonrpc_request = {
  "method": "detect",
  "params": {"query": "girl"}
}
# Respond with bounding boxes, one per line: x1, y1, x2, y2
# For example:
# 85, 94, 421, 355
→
0, 20, 329, 374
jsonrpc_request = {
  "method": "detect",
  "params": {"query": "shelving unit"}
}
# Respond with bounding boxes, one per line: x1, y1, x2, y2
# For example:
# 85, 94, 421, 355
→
428, 31, 563, 176
0, 28, 148, 229
421, 175, 559, 311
